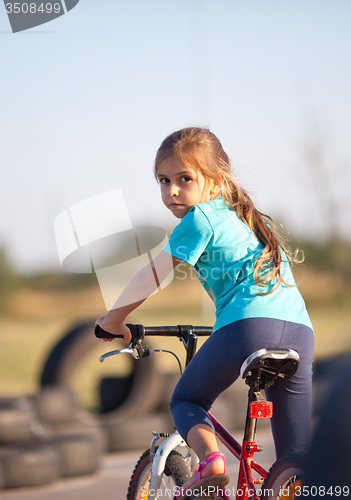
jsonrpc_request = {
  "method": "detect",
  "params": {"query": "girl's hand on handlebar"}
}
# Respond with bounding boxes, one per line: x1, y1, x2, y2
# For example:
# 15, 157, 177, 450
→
95, 317, 132, 344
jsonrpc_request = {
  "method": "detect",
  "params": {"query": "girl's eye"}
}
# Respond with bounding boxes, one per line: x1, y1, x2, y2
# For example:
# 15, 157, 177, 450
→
181, 176, 191, 183
159, 178, 169, 184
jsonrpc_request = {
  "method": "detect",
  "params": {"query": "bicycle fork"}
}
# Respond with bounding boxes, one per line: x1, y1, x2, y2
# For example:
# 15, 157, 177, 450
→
148, 431, 196, 500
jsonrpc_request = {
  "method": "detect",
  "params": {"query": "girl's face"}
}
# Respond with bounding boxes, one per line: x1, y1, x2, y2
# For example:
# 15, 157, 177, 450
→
157, 155, 220, 218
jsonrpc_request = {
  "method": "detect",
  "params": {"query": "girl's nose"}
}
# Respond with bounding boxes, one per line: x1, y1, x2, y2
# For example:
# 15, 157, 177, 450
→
168, 183, 179, 197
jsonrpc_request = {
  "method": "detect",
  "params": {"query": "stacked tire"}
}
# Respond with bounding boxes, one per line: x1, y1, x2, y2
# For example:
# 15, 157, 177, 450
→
0, 387, 102, 490
32, 385, 104, 476
0, 396, 60, 489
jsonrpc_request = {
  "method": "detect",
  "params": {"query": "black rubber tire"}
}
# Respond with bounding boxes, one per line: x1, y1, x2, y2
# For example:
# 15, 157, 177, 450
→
99, 376, 134, 413
127, 448, 191, 500
154, 372, 179, 412
0, 398, 39, 444
40, 319, 163, 418
103, 412, 174, 452
0, 462, 5, 490
31, 385, 80, 424
41, 432, 100, 478
262, 452, 307, 499
50, 410, 109, 453
0, 444, 60, 488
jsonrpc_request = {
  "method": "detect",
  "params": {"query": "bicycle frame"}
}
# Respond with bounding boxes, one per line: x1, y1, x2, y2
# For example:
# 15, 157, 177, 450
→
210, 412, 268, 500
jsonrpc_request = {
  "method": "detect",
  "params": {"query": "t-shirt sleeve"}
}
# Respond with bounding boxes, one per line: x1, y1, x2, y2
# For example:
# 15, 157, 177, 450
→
162, 205, 213, 266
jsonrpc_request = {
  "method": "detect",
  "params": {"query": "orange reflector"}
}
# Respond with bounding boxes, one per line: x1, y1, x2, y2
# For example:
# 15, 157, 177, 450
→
249, 401, 273, 418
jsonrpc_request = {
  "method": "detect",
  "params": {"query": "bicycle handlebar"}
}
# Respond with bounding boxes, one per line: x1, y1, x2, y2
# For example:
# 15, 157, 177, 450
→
96, 324, 213, 367
95, 324, 213, 341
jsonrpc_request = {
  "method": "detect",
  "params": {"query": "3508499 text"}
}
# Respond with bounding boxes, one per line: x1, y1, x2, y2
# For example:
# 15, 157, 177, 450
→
141, 485, 350, 498
5, 3, 61, 14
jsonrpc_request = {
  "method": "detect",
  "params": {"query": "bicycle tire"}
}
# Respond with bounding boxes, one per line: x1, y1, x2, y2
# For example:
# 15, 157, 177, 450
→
127, 448, 191, 500
262, 452, 307, 499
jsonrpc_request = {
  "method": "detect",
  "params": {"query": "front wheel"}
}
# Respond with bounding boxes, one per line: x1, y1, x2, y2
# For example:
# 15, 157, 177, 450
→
127, 448, 191, 500
262, 452, 307, 500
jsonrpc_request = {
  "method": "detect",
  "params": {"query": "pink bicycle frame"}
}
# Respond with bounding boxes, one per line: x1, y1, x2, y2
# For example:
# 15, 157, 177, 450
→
209, 408, 270, 500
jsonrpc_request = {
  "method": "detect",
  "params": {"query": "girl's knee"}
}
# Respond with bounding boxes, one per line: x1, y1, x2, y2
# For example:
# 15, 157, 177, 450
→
169, 389, 184, 413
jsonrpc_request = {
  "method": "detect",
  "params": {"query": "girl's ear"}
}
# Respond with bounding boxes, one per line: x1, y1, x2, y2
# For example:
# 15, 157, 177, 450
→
210, 172, 224, 197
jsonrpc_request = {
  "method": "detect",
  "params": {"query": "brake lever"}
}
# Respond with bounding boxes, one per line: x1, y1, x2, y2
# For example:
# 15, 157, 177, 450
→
99, 348, 134, 362
99, 343, 150, 362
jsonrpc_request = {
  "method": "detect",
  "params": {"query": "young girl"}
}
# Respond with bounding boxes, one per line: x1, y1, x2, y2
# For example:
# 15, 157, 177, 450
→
96, 127, 314, 496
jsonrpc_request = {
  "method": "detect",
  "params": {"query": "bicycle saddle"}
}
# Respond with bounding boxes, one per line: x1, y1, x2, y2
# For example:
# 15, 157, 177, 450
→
240, 348, 300, 390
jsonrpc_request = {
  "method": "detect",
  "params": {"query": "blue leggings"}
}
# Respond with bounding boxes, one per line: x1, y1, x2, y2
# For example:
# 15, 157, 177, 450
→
170, 318, 314, 459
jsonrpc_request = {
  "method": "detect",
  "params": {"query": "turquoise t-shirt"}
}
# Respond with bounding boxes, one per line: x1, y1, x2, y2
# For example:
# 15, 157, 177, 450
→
163, 197, 313, 333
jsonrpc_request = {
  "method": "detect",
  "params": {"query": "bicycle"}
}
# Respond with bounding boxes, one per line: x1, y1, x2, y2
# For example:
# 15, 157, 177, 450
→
95, 323, 307, 500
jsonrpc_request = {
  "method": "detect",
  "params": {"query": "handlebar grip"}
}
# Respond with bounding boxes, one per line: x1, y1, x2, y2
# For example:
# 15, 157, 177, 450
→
94, 325, 123, 339
94, 324, 143, 344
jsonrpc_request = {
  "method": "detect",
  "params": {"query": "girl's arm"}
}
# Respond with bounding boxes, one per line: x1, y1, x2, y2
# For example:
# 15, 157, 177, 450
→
95, 250, 182, 343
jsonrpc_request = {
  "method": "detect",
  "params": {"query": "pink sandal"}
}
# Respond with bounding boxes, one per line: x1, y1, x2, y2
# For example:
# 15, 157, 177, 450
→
174, 451, 229, 499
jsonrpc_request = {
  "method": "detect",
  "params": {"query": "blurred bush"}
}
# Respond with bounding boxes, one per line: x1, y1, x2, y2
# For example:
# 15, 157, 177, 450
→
0, 246, 21, 313
22, 269, 98, 292
1, 237, 350, 314
300, 237, 351, 276
295, 237, 351, 309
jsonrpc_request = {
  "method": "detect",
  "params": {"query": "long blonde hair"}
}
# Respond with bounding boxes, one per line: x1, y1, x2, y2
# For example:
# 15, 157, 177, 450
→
154, 127, 301, 294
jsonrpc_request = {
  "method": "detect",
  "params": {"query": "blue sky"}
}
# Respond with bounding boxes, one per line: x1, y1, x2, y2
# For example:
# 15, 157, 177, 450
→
1, 0, 350, 271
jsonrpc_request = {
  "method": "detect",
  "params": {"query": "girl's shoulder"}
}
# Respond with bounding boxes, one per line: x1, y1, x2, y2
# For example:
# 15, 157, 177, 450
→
194, 196, 229, 216
194, 197, 256, 241
194, 196, 240, 225
176, 198, 228, 239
